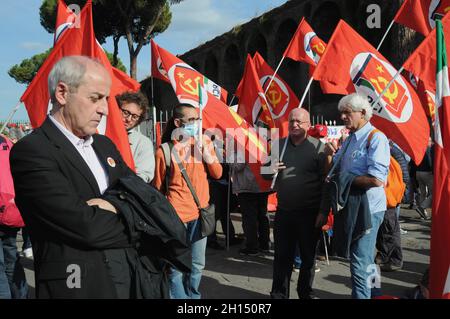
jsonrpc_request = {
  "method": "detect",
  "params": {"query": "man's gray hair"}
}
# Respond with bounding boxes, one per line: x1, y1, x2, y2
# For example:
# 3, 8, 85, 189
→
338, 93, 373, 120
48, 56, 104, 103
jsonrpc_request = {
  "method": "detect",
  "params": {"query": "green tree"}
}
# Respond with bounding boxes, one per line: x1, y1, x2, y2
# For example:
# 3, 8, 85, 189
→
8, 48, 126, 85
38, 0, 183, 79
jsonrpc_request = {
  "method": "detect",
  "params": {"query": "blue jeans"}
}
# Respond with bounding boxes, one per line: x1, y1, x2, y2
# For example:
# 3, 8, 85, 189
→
169, 219, 207, 299
350, 211, 385, 299
0, 228, 28, 299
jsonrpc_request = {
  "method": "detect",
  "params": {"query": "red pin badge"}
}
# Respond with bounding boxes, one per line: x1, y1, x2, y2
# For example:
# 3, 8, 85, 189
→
107, 157, 116, 168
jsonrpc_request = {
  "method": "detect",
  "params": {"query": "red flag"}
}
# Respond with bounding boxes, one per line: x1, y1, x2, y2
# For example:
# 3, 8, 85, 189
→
283, 18, 326, 67
430, 19, 450, 299
54, 0, 77, 43
152, 41, 271, 191
403, 12, 450, 124
313, 20, 429, 164
151, 39, 228, 103
55, 0, 140, 93
237, 55, 276, 130
394, 0, 450, 36
253, 52, 299, 138
202, 103, 272, 192
21, 1, 134, 169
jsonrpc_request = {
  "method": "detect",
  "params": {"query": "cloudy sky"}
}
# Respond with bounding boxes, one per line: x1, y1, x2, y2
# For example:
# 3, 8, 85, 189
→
0, 0, 287, 121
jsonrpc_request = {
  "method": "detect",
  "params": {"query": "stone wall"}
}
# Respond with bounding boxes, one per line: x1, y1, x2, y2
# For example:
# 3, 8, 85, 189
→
143, 0, 420, 123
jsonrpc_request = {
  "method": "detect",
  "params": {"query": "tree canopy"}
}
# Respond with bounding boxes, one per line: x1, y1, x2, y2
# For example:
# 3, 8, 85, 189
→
8, 48, 126, 85
38, 0, 181, 78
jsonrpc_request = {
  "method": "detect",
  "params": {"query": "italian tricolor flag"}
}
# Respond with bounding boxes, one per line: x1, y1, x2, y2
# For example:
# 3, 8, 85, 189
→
430, 19, 450, 299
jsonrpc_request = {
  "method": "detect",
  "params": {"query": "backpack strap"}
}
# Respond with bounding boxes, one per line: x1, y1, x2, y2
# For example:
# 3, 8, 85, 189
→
160, 141, 174, 195
366, 129, 381, 150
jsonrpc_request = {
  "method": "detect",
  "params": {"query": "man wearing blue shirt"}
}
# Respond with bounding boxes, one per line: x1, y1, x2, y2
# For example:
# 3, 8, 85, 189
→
327, 93, 390, 299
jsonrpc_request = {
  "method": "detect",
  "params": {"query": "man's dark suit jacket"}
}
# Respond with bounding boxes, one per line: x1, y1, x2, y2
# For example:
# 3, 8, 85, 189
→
10, 117, 133, 298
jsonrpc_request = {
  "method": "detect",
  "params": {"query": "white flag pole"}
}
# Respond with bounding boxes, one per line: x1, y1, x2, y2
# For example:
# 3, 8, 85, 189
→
325, 66, 404, 180
376, 19, 396, 51
297, 76, 314, 108
0, 101, 22, 135
269, 76, 314, 189
263, 56, 286, 95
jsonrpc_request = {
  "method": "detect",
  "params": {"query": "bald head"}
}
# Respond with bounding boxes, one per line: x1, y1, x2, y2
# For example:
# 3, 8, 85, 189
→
289, 108, 310, 122
288, 108, 311, 141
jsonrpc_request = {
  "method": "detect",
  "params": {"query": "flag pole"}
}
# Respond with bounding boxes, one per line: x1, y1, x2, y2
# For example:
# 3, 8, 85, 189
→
376, 18, 396, 51
150, 76, 157, 145
371, 66, 404, 106
0, 101, 22, 135
325, 66, 405, 180
253, 56, 287, 125
263, 56, 286, 95
298, 76, 314, 108
269, 75, 314, 189
198, 81, 203, 146
228, 94, 236, 107
226, 165, 232, 251
270, 136, 288, 189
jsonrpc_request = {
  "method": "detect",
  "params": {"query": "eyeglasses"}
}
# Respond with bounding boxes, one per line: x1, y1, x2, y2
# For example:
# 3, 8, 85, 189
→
121, 108, 141, 121
289, 119, 310, 125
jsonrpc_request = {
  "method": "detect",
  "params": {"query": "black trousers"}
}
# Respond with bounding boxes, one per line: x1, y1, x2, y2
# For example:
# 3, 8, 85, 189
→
208, 181, 237, 241
271, 208, 320, 299
376, 207, 403, 266
237, 192, 270, 250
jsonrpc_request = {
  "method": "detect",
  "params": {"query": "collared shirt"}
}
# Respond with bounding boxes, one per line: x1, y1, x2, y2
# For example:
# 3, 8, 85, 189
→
49, 115, 109, 194
335, 122, 390, 213
128, 128, 155, 183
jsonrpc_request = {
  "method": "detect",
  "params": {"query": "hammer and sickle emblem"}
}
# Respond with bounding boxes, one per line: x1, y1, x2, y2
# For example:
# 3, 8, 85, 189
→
180, 76, 202, 96
312, 42, 325, 55
370, 76, 398, 104
267, 86, 282, 109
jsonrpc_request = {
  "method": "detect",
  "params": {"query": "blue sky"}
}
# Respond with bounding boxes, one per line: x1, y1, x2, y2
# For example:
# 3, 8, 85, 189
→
0, 0, 287, 121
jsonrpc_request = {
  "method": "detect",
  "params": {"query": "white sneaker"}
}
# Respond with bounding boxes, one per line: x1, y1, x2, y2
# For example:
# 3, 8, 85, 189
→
400, 228, 408, 235
23, 248, 33, 258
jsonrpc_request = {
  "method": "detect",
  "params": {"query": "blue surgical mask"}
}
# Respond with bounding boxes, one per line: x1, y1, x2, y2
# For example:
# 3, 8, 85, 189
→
182, 122, 199, 137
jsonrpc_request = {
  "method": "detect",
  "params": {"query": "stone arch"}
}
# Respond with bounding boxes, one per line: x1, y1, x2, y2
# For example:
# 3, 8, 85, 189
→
275, 19, 302, 96
304, 2, 313, 19
311, 1, 341, 42
223, 43, 242, 95
310, 1, 342, 108
191, 61, 200, 72
274, 19, 298, 61
247, 32, 267, 60
204, 52, 219, 83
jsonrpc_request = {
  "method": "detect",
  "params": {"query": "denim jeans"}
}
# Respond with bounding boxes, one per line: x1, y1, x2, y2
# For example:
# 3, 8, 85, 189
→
169, 219, 207, 299
350, 210, 385, 299
0, 228, 28, 299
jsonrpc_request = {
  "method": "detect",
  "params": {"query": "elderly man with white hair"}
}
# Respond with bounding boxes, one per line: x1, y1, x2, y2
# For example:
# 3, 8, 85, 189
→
326, 93, 390, 299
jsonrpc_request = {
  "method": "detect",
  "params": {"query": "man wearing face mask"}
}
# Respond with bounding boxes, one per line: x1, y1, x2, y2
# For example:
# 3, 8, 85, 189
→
116, 91, 155, 183
153, 103, 222, 299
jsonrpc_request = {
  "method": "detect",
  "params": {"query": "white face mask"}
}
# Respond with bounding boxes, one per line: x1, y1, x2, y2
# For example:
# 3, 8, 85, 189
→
182, 122, 199, 137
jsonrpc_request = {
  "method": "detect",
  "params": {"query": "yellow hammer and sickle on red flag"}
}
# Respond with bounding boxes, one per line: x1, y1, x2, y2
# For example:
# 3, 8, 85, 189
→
312, 42, 325, 55
267, 85, 282, 109
229, 109, 267, 154
180, 76, 202, 96
369, 76, 399, 104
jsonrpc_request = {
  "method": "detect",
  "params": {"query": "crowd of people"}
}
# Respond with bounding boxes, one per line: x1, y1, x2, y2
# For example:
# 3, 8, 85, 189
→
0, 55, 433, 299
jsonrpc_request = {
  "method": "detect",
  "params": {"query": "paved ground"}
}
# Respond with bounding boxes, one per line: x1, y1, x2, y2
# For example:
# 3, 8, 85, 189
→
18, 205, 430, 299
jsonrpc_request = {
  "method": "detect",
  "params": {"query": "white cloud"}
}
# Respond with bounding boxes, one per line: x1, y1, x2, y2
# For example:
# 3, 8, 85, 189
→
19, 42, 48, 51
